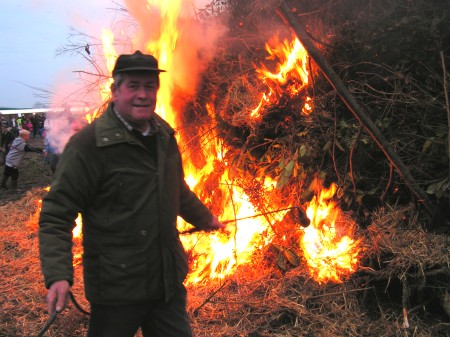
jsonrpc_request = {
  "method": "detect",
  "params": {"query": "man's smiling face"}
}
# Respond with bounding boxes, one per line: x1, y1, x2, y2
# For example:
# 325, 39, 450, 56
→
112, 71, 159, 132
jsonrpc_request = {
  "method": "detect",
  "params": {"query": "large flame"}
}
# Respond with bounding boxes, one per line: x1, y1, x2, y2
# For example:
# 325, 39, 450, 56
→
44, 0, 363, 285
176, 101, 288, 284
96, 1, 291, 284
252, 35, 313, 118
301, 178, 362, 283
258, 35, 310, 88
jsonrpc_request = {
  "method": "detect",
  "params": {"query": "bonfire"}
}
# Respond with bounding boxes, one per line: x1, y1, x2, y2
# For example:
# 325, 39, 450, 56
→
1, 0, 449, 336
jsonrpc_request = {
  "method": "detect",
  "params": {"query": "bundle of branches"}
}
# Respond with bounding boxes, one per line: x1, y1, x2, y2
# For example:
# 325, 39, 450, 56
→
323, 0, 450, 217
182, 0, 450, 228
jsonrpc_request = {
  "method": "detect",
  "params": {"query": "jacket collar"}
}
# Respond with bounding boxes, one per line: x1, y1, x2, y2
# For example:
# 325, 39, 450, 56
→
95, 102, 174, 147
113, 107, 160, 136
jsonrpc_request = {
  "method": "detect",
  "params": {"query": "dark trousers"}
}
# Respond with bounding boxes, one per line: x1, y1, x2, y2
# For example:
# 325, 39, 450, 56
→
1, 165, 18, 188
87, 286, 193, 337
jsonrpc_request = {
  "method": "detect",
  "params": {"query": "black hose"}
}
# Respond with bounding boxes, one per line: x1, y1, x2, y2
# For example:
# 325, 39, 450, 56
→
35, 311, 57, 337
34, 291, 90, 337
69, 291, 90, 316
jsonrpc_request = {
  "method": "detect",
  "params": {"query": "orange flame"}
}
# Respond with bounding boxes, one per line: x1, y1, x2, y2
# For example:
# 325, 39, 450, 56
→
178, 102, 288, 284
144, 0, 181, 125
41, 1, 364, 285
92, 3, 363, 285
301, 178, 363, 283
37, 187, 83, 240
251, 35, 313, 118
100, 29, 117, 103
73, 214, 83, 239
78, 0, 286, 284
182, 189, 281, 284
258, 36, 310, 87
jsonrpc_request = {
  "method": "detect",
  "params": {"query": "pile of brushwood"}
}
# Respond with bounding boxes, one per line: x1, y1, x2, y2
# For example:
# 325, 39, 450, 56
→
1, 0, 449, 336
182, 0, 450, 334
183, 0, 450, 230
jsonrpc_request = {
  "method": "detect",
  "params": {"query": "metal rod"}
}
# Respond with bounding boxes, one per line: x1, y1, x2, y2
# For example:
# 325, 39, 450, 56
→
181, 205, 308, 235
221, 206, 303, 224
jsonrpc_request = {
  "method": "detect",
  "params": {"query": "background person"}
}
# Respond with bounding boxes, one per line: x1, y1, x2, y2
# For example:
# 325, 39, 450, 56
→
15, 116, 23, 136
0, 126, 15, 165
39, 50, 225, 337
42, 114, 87, 174
42, 134, 59, 174
1, 129, 42, 189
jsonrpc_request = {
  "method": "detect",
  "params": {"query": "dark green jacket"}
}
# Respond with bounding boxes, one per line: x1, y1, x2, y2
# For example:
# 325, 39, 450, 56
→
39, 103, 213, 304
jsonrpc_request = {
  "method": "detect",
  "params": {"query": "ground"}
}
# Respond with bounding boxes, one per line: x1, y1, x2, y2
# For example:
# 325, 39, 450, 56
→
0, 136, 449, 336
0, 137, 53, 206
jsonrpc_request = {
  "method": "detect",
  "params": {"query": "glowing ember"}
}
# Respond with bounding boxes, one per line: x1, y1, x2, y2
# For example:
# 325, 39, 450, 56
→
300, 178, 363, 283
302, 96, 313, 115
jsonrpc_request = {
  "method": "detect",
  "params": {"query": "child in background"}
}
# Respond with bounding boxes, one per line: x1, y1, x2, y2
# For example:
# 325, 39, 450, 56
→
1, 129, 42, 189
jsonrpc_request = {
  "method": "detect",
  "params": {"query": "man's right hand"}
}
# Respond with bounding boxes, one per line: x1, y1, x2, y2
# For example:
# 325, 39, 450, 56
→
47, 280, 70, 314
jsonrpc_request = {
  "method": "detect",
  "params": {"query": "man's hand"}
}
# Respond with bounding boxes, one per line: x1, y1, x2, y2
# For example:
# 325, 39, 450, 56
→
208, 215, 226, 231
47, 280, 70, 314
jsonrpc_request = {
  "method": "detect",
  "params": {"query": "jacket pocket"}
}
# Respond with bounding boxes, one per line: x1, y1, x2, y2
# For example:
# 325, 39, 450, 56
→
107, 178, 124, 214
98, 248, 147, 303
174, 237, 189, 283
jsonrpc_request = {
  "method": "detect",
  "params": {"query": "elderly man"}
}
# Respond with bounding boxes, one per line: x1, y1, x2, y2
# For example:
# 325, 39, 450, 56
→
39, 51, 224, 337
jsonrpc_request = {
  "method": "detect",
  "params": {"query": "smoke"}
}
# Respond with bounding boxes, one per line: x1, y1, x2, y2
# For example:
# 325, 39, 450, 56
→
27, 0, 114, 152
44, 107, 88, 154
174, 17, 227, 95
124, 0, 227, 94
44, 0, 227, 152
44, 69, 90, 154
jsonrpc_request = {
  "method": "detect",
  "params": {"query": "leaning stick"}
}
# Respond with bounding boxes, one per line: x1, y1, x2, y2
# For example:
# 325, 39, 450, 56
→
440, 51, 450, 209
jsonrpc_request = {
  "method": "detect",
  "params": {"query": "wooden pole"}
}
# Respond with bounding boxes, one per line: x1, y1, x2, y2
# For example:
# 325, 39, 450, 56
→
440, 51, 450, 209
276, 1, 436, 217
